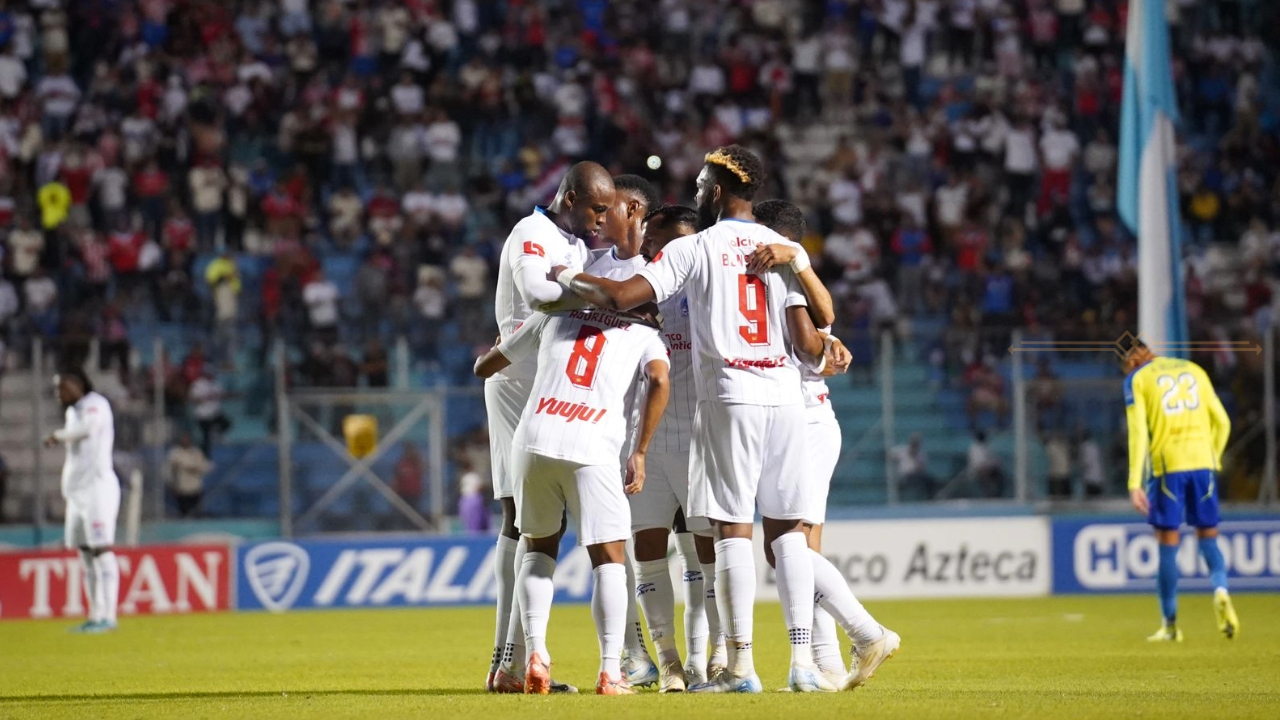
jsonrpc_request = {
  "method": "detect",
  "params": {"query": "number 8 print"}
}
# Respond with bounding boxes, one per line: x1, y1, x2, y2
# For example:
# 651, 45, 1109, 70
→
566, 325, 607, 388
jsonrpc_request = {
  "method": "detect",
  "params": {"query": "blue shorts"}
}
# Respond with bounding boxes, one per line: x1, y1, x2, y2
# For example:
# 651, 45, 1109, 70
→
1146, 470, 1220, 530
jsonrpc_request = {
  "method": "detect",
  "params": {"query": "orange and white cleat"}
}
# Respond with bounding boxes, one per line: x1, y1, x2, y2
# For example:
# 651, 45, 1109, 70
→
524, 653, 552, 695
491, 667, 524, 694
596, 672, 636, 695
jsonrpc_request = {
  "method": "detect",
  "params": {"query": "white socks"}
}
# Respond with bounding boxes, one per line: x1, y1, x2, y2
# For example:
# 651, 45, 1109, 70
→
811, 549, 882, 646
771, 532, 815, 666
518, 551, 557, 665
97, 551, 119, 625
79, 550, 101, 623
592, 563, 627, 678
700, 561, 726, 663
676, 533, 708, 669
623, 548, 649, 658
812, 604, 844, 674
491, 535, 518, 673
634, 558, 679, 663
714, 537, 756, 677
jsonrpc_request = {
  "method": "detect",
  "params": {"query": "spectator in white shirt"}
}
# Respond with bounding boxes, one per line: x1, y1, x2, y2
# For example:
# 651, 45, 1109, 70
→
423, 110, 462, 188
35, 64, 79, 140
449, 246, 490, 345
892, 433, 936, 500
188, 161, 227, 249
1004, 116, 1038, 215
189, 372, 232, 455
1039, 117, 1079, 212
390, 71, 425, 117
827, 167, 863, 227
0, 46, 27, 99
433, 185, 469, 235
166, 433, 212, 517
303, 269, 341, 342
413, 267, 447, 362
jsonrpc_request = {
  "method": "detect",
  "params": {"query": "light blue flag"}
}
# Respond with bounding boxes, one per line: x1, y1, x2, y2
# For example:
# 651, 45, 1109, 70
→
1117, 0, 1187, 357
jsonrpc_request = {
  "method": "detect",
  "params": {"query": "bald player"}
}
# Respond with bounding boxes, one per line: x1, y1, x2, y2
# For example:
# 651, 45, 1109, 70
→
486, 162, 614, 693
554, 145, 897, 693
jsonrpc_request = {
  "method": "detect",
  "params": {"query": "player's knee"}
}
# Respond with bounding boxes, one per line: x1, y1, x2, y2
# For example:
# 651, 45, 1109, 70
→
633, 528, 669, 561
1196, 526, 1219, 540
763, 543, 776, 569
586, 540, 626, 568
499, 498, 519, 539
526, 534, 560, 559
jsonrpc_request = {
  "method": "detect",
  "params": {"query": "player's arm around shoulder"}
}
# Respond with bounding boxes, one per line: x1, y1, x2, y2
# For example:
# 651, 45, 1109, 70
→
746, 241, 836, 328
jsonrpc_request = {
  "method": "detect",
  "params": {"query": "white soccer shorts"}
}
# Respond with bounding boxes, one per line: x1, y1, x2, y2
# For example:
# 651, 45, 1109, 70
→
629, 449, 710, 535
688, 401, 808, 524
64, 483, 121, 550
512, 448, 631, 547
484, 378, 532, 500
802, 404, 842, 525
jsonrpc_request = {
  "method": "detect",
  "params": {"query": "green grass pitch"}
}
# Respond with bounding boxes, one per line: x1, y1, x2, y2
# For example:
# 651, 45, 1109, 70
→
2, 594, 1278, 719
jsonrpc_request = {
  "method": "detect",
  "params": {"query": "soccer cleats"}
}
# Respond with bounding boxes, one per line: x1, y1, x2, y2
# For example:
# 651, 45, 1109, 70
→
658, 660, 687, 693
688, 671, 763, 694
788, 663, 839, 693
1146, 624, 1184, 643
620, 649, 659, 688
1214, 588, 1239, 639
524, 653, 552, 695
595, 672, 635, 695
843, 627, 900, 691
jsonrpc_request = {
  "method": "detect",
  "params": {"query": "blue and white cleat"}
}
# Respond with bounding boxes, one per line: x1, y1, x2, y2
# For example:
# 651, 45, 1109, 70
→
83, 621, 117, 634
620, 649, 659, 688
788, 663, 839, 693
68, 620, 99, 634
688, 672, 763, 694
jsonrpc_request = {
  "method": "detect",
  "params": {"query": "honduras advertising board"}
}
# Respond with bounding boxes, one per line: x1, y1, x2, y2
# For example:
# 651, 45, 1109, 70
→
236, 535, 593, 611
1052, 517, 1280, 594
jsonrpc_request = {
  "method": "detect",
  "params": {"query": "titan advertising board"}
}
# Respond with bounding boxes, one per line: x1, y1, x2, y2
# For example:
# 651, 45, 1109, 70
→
1051, 517, 1280, 593
754, 517, 1052, 601
235, 534, 593, 612
0, 544, 232, 620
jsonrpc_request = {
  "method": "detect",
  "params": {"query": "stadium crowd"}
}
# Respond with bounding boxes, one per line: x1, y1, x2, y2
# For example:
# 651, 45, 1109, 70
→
0, 0, 1275, 456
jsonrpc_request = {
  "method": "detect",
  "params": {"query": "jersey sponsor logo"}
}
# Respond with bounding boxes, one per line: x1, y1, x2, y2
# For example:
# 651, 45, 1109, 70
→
0, 545, 231, 621
243, 542, 310, 612
534, 396, 607, 424
724, 356, 787, 369
235, 536, 596, 610
817, 393, 829, 404
522, 240, 545, 257
665, 332, 691, 351
651, 251, 664, 263
635, 582, 656, 598
1052, 518, 1280, 593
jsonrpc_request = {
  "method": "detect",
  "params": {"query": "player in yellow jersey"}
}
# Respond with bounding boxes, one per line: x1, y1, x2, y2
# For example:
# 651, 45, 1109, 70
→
1122, 343, 1238, 642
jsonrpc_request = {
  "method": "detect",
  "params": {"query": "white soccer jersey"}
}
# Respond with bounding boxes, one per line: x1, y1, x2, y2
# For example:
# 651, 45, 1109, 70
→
498, 310, 669, 467
649, 291, 695, 454
55, 391, 118, 499
637, 219, 808, 407
492, 206, 592, 383
586, 247, 649, 457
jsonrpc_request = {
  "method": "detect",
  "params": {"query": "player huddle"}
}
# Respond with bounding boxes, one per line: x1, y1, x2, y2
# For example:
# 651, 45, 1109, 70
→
474, 145, 898, 695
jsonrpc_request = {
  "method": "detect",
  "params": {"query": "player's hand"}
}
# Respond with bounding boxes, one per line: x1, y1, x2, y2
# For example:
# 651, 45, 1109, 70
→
745, 243, 798, 274
625, 452, 646, 495
548, 264, 567, 282
823, 337, 852, 375
1129, 487, 1149, 516
42, 433, 57, 448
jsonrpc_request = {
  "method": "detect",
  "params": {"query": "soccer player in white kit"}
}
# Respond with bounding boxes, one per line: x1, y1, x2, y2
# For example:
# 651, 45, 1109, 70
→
44, 368, 121, 633
473, 305, 670, 695
484, 163, 614, 693
631, 205, 725, 691
753, 199, 850, 686
534, 173, 667, 689
556, 145, 899, 693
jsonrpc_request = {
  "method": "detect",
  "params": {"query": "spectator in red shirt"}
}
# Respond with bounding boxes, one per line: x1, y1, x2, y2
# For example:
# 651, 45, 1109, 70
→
953, 218, 989, 274
261, 180, 302, 238
133, 159, 169, 239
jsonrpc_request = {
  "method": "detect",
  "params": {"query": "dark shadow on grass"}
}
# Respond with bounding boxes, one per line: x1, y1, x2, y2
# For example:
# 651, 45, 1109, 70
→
0, 689, 491, 703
